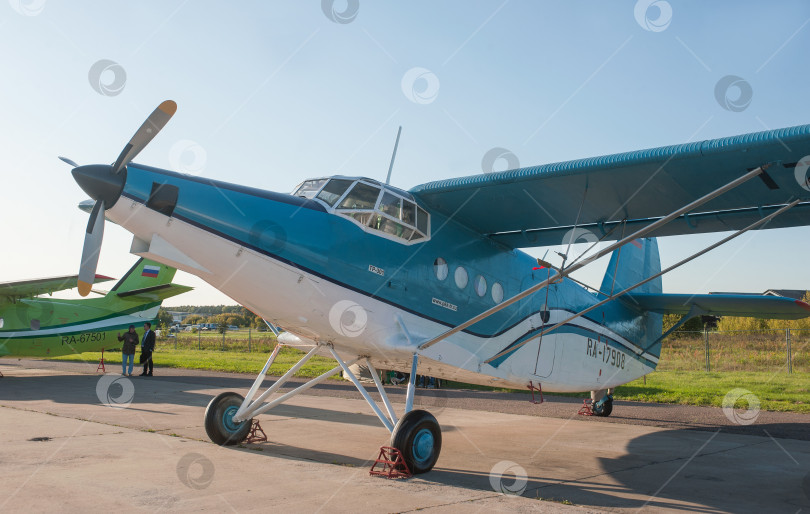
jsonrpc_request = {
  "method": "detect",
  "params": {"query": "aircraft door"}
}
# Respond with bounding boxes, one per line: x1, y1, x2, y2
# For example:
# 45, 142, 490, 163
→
521, 271, 558, 379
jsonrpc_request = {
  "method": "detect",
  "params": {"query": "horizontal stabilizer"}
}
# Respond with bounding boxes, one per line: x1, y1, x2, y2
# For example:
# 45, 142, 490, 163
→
626, 293, 810, 320
116, 283, 193, 302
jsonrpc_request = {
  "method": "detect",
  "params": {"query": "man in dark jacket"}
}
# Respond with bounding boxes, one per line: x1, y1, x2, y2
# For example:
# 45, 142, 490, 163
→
140, 322, 156, 376
117, 325, 139, 376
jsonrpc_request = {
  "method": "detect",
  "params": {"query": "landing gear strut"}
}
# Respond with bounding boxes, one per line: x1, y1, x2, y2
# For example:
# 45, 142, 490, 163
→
204, 345, 442, 474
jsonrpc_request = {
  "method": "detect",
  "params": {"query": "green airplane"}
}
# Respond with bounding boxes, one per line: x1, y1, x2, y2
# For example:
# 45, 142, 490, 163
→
0, 258, 191, 357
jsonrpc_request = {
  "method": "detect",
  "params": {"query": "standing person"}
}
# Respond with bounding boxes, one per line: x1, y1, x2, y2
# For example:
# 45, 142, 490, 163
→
117, 325, 139, 376
140, 322, 156, 376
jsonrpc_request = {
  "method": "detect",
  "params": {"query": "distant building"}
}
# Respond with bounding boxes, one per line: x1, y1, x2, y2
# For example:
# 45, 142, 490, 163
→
709, 290, 808, 300
763, 289, 809, 300
165, 311, 191, 324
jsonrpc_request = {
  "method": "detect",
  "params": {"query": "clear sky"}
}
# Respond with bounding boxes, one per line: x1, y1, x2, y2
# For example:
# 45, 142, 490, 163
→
2, 1, 809, 306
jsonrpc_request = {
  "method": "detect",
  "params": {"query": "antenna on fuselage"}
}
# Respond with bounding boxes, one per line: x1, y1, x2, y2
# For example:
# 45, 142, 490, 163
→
385, 126, 402, 185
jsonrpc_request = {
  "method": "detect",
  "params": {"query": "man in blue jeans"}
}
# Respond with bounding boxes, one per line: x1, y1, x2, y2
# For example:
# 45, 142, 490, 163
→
117, 325, 139, 376
139, 322, 156, 376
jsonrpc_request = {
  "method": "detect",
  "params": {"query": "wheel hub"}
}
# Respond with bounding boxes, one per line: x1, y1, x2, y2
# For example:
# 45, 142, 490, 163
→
412, 428, 434, 464
222, 405, 242, 433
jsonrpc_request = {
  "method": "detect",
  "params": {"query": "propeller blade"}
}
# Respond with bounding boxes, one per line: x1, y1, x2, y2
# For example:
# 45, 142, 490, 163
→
59, 156, 79, 168
111, 100, 177, 174
77, 200, 106, 296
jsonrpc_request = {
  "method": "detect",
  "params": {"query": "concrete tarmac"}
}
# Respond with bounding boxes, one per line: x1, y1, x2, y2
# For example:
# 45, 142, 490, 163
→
1, 360, 808, 513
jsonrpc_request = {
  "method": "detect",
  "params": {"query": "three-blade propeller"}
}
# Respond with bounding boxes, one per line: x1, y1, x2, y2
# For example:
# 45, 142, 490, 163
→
69, 100, 177, 296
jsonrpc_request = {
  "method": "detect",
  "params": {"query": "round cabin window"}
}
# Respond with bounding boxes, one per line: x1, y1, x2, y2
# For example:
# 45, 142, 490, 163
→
491, 282, 504, 304
454, 266, 468, 289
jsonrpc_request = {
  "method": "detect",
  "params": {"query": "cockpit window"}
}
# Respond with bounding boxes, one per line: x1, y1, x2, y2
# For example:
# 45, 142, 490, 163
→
337, 182, 381, 210
378, 192, 401, 218
416, 207, 428, 234
297, 176, 430, 244
294, 179, 328, 199
316, 179, 353, 206
402, 200, 416, 226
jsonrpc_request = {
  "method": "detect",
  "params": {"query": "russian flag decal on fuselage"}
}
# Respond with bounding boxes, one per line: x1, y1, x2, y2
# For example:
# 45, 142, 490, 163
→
141, 265, 160, 278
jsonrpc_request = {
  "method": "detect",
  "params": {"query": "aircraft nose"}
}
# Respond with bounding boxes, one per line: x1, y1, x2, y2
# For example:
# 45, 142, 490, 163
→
71, 164, 125, 207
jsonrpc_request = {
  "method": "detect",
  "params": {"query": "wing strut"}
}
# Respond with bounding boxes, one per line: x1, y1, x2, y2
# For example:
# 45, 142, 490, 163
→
484, 198, 799, 363
418, 164, 771, 351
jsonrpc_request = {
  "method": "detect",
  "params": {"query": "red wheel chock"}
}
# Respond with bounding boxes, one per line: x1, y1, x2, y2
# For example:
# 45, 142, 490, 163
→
97, 349, 106, 373
245, 419, 268, 444
527, 381, 544, 404
369, 446, 412, 479
578, 399, 594, 416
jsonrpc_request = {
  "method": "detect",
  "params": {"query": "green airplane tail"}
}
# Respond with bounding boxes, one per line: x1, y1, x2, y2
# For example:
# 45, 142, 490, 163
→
108, 258, 178, 294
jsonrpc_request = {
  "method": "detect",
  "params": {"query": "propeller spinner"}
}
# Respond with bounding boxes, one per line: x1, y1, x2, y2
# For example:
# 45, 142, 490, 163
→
72, 100, 177, 296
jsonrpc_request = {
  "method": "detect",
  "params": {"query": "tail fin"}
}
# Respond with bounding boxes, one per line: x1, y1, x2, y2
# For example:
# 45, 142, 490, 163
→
599, 238, 664, 361
108, 258, 178, 295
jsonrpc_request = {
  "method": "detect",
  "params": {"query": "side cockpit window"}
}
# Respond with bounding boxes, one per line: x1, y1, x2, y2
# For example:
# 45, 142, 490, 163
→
293, 179, 328, 199
337, 182, 381, 210
316, 179, 353, 206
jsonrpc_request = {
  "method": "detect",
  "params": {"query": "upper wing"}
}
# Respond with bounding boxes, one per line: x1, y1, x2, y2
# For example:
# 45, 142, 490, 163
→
0, 274, 114, 304
410, 124, 810, 248
627, 293, 810, 320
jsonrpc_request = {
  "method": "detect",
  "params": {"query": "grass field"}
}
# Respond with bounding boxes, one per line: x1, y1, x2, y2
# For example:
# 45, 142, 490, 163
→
49, 329, 810, 414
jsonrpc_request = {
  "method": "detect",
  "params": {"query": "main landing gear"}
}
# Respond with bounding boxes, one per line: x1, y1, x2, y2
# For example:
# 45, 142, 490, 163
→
203, 345, 442, 474
578, 388, 614, 417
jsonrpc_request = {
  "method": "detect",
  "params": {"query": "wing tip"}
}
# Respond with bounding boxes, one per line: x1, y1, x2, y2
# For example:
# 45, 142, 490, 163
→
795, 300, 810, 313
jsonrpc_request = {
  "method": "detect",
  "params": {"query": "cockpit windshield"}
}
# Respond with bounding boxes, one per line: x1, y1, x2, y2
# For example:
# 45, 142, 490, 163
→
292, 176, 430, 244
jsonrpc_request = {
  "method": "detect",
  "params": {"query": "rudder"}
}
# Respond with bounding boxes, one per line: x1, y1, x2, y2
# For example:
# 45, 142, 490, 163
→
599, 238, 664, 361
107, 258, 178, 295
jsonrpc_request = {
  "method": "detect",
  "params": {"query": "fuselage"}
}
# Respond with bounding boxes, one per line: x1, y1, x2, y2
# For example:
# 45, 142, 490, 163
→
0, 296, 159, 357
107, 164, 661, 391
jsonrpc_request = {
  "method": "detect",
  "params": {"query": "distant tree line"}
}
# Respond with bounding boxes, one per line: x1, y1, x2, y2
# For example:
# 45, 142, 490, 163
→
156, 305, 269, 330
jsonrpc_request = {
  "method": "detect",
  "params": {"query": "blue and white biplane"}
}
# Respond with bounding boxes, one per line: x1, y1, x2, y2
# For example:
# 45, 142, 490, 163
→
67, 101, 810, 473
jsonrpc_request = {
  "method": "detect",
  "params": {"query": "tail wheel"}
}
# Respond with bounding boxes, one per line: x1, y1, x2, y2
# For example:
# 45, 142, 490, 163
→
592, 395, 613, 417
205, 392, 252, 445
390, 409, 442, 474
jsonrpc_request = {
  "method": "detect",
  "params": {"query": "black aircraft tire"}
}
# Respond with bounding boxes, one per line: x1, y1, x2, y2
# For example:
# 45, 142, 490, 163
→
390, 409, 442, 474
204, 392, 252, 445
592, 396, 613, 417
